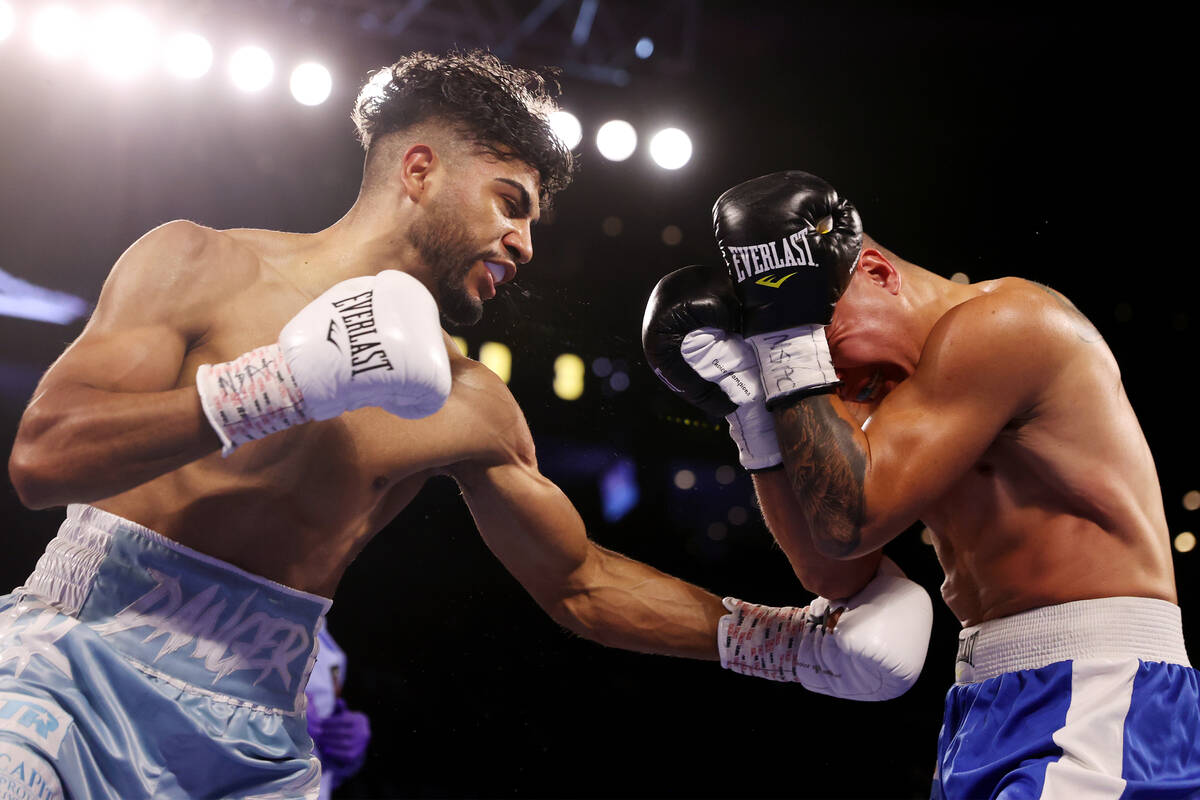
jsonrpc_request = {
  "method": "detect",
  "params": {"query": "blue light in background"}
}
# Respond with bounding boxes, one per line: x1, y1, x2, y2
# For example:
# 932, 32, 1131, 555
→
0, 268, 88, 325
600, 457, 639, 523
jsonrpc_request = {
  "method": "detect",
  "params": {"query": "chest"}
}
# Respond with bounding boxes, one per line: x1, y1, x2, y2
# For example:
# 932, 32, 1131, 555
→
180, 280, 445, 494
923, 425, 1048, 533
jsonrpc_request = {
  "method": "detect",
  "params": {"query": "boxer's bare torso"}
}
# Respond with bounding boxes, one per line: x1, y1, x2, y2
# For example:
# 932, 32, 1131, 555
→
833, 277, 1175, 626
915, 280, 1173, 624
31, 222, 521, 598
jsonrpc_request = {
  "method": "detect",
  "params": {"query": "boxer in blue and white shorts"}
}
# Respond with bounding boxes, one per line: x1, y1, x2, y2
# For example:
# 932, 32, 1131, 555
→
641, 170, 1200, 796
0, 505, 327, 799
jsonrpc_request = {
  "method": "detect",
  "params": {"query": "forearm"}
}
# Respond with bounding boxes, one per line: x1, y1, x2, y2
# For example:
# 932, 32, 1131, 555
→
453, 460, 724, 660
752, 468, 881, 598
772, 392, 877, 559
554, 543, 724, 660
9, 383, 220, 508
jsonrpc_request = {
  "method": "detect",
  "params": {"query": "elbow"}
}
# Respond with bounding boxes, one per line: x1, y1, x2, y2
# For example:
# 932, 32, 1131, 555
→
546, 588, 621, 649
8, 405, 70, 510
811, 530, 865, 561
797, 568, 866, 600
811, 509, 895, 563
546, 591, 595, 639
8, 443, 59, 510
793, 551, 884, 599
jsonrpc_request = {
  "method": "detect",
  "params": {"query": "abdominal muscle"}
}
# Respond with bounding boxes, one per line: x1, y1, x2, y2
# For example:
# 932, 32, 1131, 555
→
922, 431, 1176, 627
94, 406, 435, 598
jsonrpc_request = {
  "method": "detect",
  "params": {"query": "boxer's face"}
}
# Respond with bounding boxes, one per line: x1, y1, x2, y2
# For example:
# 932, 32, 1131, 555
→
409, 147, 540, 326
825, 271, 911, 406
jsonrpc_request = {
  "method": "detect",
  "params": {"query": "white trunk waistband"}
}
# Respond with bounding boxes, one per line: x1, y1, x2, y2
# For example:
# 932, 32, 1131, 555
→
955, 596, 1191, 684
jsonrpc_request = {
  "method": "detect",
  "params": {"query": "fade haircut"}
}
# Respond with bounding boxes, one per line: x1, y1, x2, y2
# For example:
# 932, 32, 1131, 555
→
352, 49, 575, 205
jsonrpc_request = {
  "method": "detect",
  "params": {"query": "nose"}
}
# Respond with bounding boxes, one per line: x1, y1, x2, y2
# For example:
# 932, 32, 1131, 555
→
503, 221, 533, 265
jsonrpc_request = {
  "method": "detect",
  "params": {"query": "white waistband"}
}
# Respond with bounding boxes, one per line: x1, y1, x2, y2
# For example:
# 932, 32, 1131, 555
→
955, 596, 1191, 684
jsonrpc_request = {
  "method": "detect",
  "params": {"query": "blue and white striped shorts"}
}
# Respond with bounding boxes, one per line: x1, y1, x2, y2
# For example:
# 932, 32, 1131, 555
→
0, 505, 331, 799
932, 597, 1199, 799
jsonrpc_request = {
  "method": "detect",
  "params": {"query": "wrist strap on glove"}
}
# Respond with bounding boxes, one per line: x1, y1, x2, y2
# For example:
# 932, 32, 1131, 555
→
746, 325, 839, 410
681, 327, 782, 470
196, 344, 310, 456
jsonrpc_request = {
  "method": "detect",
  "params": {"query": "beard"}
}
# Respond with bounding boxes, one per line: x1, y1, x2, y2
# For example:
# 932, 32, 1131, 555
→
406, 198, 488, 326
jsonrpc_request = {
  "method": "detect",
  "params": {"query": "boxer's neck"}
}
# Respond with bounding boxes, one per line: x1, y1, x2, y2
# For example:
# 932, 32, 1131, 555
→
279, 196, 431, 298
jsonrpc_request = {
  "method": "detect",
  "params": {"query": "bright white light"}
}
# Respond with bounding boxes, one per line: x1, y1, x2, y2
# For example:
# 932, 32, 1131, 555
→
230, 45, 273, 92
596, 119, 636, 162
31, 4, 84, 59
1, 2, 16, 42
635, 37, 654, 59
290, 62, 332, 106
89, 7, 157, 81
649, 127, 692, 170
164, 32, 212, 79
549, 110, 582, 149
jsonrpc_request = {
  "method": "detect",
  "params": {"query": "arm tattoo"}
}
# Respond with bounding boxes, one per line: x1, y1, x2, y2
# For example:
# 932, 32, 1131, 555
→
1032, 282, 1103, 343
773, 393, 867, 557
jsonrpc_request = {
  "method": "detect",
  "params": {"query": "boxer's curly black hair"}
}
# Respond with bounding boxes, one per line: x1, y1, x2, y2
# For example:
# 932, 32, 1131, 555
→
352, 49, 575, 205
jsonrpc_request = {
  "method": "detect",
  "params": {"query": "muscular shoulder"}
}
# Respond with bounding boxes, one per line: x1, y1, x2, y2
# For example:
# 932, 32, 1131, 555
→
441, 338, 538, 469
930, 280, 1099, 364
117, 220, 259, 291
915, 281, 1091, 414
91, 220, 261, 335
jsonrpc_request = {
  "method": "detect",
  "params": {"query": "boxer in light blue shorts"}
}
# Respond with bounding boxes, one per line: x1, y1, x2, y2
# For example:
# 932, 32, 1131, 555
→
0, 505, 329, 799
932, 597, 1199, 799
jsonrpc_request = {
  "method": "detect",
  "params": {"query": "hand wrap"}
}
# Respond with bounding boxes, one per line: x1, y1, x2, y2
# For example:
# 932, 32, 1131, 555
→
717, 559, 933, 700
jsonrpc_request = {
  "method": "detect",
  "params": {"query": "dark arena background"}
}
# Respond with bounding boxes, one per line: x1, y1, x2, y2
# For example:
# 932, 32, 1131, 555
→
0, 2, 1192, 798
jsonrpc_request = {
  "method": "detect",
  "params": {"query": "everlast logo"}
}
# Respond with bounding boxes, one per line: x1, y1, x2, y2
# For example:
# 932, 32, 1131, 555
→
956, 630, 978, 667
723, 227, 818, 283
331, 290, 394, 377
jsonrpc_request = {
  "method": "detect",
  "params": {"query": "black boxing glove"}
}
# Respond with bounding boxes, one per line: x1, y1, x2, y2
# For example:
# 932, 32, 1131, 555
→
712, 171, 863, 409
642, 265, 781, 470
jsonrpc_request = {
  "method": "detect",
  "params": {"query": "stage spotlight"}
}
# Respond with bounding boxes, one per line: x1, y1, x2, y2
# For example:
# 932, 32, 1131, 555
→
479, 342, 512, 384
549, 110, 582, 150
649, 128, 692, 170
635, 37, 654, 59
230, 45, 273, 92
596, 120, 636, 161
290, 62, 332, 106
1, 2, 16, 43
164, 32, 212, 79
89, 7, 156, 81
31, 4, 84, 59
553, 353, 585, 401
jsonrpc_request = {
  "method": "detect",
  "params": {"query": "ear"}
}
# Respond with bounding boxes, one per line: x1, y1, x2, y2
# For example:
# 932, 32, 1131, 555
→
856, 248, 901, 295
398, 144, 436, 203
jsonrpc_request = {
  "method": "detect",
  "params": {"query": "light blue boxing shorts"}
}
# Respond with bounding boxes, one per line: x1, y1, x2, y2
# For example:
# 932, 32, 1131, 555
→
0, 504, 331, 799
932, 597, 1199, 799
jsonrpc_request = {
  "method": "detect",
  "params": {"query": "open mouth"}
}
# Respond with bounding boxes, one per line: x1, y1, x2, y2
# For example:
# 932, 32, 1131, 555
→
483, 260, 513, 286
853, 369, 883, 403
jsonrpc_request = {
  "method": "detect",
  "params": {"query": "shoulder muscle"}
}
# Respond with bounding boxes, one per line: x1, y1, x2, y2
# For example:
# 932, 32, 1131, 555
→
87, 220, 255, 339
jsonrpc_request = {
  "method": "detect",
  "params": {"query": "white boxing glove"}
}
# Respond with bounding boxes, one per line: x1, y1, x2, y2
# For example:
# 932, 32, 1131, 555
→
717, 557, 933, 700
680, 327, 781, 471
197, 270, 451, 455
